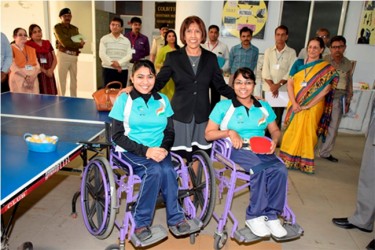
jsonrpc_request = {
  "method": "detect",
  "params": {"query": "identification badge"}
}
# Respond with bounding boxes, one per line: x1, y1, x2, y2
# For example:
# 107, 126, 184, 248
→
131, 49, 136, 54
40, 58, 47, 64
273, 64, 280, 70
25, 65, 34, 71
301, 81, 307, 87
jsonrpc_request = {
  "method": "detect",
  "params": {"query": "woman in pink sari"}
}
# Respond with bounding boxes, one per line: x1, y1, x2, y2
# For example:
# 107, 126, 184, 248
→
26, 24, 58, 95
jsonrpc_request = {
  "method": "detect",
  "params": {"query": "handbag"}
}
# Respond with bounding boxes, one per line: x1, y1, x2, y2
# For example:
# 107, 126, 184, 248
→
92, 81, 122, 111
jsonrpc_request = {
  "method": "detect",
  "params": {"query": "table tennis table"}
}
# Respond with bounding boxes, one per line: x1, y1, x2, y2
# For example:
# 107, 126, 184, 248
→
1, 92, 110, 248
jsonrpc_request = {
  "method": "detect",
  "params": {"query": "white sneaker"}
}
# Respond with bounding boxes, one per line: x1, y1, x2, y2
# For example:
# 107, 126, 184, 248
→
245, 216, 271, 237
265, 219, 287, 238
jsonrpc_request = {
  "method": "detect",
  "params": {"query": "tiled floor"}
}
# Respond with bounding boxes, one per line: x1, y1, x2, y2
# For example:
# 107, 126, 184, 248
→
3, 133, 374, 250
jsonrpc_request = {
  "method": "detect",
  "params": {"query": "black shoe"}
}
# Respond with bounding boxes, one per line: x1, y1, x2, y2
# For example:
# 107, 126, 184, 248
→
332, 218, 373, 233
134, 226, 152, 241
367, 239, 375, 250
176, 220, 191, 234
322, 155, 338, 162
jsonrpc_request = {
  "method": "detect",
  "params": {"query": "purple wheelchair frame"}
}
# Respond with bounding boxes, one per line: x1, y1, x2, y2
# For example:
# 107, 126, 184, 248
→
210, 139, 303, 249
80, 147, 215, 250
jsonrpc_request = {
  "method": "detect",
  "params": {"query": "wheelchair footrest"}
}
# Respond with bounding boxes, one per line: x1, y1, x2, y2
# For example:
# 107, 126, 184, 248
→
272, 222, 304, 242
234, 227, 268, 243
169, 218, 202, 237
130, 224, 168, 247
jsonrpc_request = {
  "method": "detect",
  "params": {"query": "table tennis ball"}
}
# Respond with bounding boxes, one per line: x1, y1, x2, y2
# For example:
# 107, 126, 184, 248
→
26, 137, 31, 141
39, 134, 46, 139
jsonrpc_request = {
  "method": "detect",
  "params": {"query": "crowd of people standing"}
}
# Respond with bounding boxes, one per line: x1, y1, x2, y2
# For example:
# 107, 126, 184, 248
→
2, 8, 373, 248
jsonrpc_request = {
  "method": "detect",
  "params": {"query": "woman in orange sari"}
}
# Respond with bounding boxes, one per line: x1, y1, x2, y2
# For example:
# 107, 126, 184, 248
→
279, 37, 338, 174
9, 27, 40, 93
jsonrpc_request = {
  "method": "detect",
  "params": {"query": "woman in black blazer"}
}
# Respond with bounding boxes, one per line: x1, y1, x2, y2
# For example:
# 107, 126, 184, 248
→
154, 16, 234, 161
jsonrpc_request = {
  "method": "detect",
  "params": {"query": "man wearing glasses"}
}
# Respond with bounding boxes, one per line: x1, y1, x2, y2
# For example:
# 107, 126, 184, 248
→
319, 35, 353, 162
99, 17, 132, 88
298, 28, 331, 59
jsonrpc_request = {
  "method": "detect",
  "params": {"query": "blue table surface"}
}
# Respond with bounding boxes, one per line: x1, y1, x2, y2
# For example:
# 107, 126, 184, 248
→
1, 93, 110, 206
1, 92, 110, 123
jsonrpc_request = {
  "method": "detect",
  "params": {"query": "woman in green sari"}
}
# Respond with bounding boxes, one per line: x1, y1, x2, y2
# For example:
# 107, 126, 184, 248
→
155, 30, 180, 100
279, 37, 338, 174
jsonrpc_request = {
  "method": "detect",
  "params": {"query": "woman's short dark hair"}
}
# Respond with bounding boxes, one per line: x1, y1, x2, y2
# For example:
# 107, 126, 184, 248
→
28, 24, 41, 38
164, 29, 180, 49
13, 27, 27, 37
131, 59, 156, 76
179, 16, 207, 45
233, 67, 256, 84
308, 37, 325, 58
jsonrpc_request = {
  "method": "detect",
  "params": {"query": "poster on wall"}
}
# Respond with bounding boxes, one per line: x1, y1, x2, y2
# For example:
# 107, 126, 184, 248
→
155, 2, 176, 29
221, 0, 269, 39
356, 1, 375, 45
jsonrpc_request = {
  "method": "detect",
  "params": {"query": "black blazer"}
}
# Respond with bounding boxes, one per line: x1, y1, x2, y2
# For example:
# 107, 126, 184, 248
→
155, 46, 234, 123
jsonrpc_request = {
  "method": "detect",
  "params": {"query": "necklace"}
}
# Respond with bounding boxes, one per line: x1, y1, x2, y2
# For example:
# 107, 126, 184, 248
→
188, 56, 200, 67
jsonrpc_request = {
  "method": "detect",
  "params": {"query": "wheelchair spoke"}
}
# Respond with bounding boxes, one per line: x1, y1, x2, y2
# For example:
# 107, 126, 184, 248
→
81, 157, 117, 239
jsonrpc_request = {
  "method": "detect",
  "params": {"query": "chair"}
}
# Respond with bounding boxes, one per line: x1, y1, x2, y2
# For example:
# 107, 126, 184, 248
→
77, 125, 216, 250
210, 139, 304, 249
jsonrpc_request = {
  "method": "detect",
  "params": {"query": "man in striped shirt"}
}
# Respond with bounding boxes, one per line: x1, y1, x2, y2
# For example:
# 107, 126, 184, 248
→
99, 17, 132, 88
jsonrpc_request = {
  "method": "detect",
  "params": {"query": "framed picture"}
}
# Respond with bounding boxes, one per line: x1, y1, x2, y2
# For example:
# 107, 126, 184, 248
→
221, 0, 269, 39
356, 1, 375, 45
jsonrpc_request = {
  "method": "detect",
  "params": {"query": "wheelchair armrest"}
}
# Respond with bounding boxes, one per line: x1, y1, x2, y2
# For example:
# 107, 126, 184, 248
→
79, 140, 112, 151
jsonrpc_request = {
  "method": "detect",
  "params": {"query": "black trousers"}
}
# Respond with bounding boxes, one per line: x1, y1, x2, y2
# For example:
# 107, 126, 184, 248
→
102, 68, 128, 88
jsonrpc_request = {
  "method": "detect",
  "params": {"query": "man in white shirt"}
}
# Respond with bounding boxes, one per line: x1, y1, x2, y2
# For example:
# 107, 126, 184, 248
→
298, 28, 330, 59
150, 23, 169, 63
262, 25, 296, 132
99, 17, 132, 88
202, 25, 230, 109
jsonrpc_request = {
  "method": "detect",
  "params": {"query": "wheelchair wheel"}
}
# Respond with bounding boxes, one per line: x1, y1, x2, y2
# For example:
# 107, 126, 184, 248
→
214, 231, 228, 250
189, 150, 216, 228
80, 157, 117, 239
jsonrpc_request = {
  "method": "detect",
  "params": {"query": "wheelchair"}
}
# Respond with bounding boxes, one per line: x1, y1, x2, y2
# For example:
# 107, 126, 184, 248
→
210, 139, 304, 250
78, 136, 216, 250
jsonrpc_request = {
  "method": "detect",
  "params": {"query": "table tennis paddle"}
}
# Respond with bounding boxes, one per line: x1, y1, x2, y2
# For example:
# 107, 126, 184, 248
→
249, 136, 272, 154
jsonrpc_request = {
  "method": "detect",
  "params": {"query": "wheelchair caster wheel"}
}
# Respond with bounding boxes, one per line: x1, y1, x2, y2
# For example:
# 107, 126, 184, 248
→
19, 241, 33, 250
104, 244, 120, 250
190, 233, 196, 244
214, 231, 228, 250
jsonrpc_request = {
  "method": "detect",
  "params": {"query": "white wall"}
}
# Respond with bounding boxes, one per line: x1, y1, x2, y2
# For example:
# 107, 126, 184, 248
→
1, 1, 47, 40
